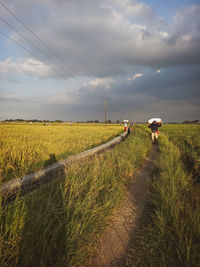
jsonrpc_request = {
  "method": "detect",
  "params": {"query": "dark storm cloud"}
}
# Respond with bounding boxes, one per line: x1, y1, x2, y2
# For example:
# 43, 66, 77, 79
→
125, 66, 200, 100
5, 0, 200, 76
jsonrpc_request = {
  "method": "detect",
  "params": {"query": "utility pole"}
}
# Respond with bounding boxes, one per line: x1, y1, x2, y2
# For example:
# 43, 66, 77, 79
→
103, 98, 111, 125
104, 99, 107, 124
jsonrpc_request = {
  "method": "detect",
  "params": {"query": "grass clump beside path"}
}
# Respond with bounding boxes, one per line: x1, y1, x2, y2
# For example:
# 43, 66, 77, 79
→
0, 126, 151, 267
127, 134, 200, 267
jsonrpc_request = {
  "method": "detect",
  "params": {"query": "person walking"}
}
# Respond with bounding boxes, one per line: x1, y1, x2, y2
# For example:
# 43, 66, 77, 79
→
148, 120, 161, 143
124, 121, 128, 132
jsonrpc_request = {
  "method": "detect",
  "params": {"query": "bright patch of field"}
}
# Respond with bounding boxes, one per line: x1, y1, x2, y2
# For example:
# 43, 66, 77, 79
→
161, 124, 200, 178
161, 124, 200, 147
0, 123, 123, 184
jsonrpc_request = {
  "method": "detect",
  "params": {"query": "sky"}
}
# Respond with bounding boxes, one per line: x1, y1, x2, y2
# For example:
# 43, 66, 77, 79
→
0, 0, 200, 122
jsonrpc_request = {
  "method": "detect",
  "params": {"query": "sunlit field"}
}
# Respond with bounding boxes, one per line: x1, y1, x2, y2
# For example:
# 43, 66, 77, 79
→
1, 124, 200, 266
161, 124, 200, 178
0, 123, 123, 184
0, 127, 151, 267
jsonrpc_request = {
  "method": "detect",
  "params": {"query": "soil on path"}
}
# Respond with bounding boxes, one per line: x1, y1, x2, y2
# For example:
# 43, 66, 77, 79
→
86, 144, 159, 267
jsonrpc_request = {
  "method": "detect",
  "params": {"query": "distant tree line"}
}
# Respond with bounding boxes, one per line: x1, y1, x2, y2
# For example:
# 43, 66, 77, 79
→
85, 120, 114, 123
3, 119, 114, 123
182, 120, 199, 124
3, 119, 129, 124
86, 120, 100, 123
4, 119, 52, 122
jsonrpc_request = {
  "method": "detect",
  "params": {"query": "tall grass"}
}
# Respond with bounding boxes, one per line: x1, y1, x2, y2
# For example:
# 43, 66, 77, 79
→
161, 124, 200, 179
0, 127, 151, 266
0, 124, 123, 184
127, 133, 200, 266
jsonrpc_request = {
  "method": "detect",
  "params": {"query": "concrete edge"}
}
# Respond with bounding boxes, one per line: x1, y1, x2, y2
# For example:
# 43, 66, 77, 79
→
0, 131, 128, 199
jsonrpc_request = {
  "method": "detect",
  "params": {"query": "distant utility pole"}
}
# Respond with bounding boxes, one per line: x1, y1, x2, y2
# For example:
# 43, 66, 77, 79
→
104, 99, 107, 124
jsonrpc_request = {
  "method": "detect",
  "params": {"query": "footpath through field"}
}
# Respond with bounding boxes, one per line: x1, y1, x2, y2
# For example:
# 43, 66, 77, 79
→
87, 144, 159, 267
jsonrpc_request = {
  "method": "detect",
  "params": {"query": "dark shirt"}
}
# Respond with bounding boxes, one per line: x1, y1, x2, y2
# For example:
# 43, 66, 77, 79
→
148, 123, 161, 133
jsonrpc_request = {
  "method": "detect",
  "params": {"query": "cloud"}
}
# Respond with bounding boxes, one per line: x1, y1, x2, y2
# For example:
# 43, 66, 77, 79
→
133, 73, 143, 80
2, 1, 200, 78
128, 72, 143, 81
47, 93, 79, 104
0, 0, 200, 122
125, 65, 200, 100
89, 77, 114, 90
125, 1, 156, 22
0, 58, 53, 77
166, 5, 200, 45
0, 94, 23, 101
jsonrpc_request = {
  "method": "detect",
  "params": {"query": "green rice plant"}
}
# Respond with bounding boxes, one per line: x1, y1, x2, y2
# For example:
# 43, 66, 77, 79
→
0, 127, 151, 267
127, 133, 200, 267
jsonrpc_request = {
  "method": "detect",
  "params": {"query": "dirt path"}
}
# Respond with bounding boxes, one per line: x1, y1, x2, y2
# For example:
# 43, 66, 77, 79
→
86, 144, 159, 267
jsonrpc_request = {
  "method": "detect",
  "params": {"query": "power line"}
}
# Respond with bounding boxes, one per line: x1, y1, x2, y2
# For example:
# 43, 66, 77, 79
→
0, 29, 63, 76
0, 30, 102, 102
0, 0, 110, 120
0, 0, 104, 101
0, 26, 89, 91
0, 16, 101, 98
0, 28, 102, 102
0, 16, 50, 60
0, 44, 17, 57
0, 0, 93, 84
0, 17, 75, 80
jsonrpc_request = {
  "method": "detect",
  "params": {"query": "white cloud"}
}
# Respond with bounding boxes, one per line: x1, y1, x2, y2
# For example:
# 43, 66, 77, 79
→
0, 94, 19, 100
133, 73, 143, 80
182, 34, 192, 42
159, 31, 169, 39
0, 58, 52, 77
168, 5, 200, 45
125, 1, 156, 22
128, 73, 143, 81
89, 77, 114, 90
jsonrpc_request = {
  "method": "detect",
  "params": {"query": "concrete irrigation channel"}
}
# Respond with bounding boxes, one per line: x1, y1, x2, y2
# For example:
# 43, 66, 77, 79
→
0, 131, 128, 202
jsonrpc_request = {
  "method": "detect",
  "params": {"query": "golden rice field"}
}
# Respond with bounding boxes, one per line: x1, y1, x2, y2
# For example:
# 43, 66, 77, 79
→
0, 123, 123, 184
160, 124, 200, 179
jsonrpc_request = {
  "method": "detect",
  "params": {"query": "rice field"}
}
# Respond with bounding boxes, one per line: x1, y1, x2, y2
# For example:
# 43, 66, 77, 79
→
1, 123, 200, 266
0, 127, 151, 267
160, 124, 200, 179
0, 123, 123, 184
127, 124, 200, 266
